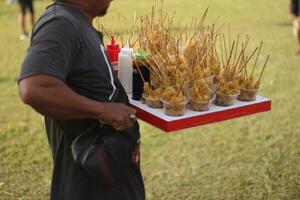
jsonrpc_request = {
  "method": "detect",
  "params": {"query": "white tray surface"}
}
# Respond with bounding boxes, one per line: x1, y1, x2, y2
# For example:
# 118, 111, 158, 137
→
129, 96, 270, 122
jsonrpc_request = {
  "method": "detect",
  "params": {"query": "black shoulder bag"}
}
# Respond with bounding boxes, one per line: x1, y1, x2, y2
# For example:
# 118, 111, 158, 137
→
71, 83, 141, 185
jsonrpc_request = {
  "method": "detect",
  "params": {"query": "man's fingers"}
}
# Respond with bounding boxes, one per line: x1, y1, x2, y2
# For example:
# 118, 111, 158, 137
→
129, 114, 137, 122
99, 103, 137, 130
112, 123, 130, 131
113, 125, 124, 131
127, 107, 137, 115
112, 115, 135, 131
122, 116, 135, 130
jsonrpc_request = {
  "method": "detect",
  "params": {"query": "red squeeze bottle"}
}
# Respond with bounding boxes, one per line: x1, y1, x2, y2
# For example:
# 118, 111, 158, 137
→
106, 36, 120, 63
106, 36, 120, 76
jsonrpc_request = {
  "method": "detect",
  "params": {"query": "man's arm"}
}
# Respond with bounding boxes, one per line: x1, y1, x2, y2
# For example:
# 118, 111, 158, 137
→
19, 75, 136, 131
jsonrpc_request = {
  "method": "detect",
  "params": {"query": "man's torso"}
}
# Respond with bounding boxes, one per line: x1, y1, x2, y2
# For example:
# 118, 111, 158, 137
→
21, 3, 145, 200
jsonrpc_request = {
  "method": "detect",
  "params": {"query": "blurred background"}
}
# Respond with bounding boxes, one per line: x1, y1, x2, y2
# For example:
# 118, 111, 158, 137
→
0, 0, 299, 199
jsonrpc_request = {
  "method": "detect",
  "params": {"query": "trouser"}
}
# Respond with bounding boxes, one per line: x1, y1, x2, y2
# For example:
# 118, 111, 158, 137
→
18, 0, 34, 15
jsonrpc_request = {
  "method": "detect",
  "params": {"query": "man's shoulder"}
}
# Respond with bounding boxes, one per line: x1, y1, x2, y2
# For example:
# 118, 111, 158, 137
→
34, 3, 84, 34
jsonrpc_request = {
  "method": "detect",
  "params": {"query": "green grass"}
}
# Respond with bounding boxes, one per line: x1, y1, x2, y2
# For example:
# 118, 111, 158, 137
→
1, 0, 300, 199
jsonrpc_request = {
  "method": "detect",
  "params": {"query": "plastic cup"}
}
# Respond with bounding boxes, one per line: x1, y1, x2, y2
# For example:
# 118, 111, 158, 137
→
145, 97, 163, 109
215, 91, 239, 106
188, 90, 216, 112
161, 99, 188, 116
204, 76, 215, 89
238, 88, 259, 102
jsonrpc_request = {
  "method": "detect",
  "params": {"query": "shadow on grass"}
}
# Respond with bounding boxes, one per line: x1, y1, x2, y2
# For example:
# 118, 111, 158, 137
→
277, 21, 292, 27
0, 76, 18, 83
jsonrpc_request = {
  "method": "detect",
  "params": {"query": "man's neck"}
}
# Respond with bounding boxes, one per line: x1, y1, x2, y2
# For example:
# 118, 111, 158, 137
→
57, 0, 94, 23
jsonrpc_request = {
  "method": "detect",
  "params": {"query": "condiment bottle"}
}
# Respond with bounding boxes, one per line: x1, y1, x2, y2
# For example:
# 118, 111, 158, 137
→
132, 49, 150, 100
106, 36, 120, 76
118, 41, 133, 94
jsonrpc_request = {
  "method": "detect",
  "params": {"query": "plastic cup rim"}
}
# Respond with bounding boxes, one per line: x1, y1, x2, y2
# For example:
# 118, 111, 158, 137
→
216, 91, 240, 97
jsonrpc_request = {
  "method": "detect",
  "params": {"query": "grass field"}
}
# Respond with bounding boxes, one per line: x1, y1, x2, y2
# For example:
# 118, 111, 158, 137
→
1, 0, 300, 199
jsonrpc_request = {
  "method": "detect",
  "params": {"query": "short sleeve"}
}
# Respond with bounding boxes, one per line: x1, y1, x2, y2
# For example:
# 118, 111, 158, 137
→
19, 17, 78, 82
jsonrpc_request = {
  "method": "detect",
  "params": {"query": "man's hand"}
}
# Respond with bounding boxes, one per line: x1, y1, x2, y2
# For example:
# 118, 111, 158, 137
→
98, 103, 137, 131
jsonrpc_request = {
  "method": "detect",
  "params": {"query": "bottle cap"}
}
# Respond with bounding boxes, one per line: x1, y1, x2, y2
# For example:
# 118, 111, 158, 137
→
106, 36, 120, 50
135, 48, 148, 60
120, 41, 134, 55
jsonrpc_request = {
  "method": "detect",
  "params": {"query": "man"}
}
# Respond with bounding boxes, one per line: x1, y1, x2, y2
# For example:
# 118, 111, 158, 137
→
290, 0, 300, 54
18, 0, 145, 199
17, 0, 35, 40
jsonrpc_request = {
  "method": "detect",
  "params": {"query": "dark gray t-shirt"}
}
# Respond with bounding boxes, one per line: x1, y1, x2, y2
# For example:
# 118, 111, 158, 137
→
19, 3, 144, 200
20, 5, 117, 103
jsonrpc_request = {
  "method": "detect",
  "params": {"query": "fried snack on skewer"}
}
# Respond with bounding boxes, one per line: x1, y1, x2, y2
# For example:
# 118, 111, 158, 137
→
189, 80, 215, 111
238, 54, 270, 101
161, 86, 187, 116
143, 82, 164, 108
190, 80, 211, 102
103, 4, 270, 111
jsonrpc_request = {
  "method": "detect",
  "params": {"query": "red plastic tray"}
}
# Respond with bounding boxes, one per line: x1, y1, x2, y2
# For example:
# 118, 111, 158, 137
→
130, 96, 271, 133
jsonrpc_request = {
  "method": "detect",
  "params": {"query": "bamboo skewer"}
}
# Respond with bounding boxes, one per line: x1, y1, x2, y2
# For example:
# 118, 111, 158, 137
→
251, 41, 263, 76
233, 34, 240, 65
224, 41, 235, 73
129, 53, 162, 82
97, 4, 270, 106
222, 33, 228, 62
257, 54, 270, 82
133, 60, 146, 84
238, 47, 259, 73
176, 79, 186, 97
219, 35, 225, 68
